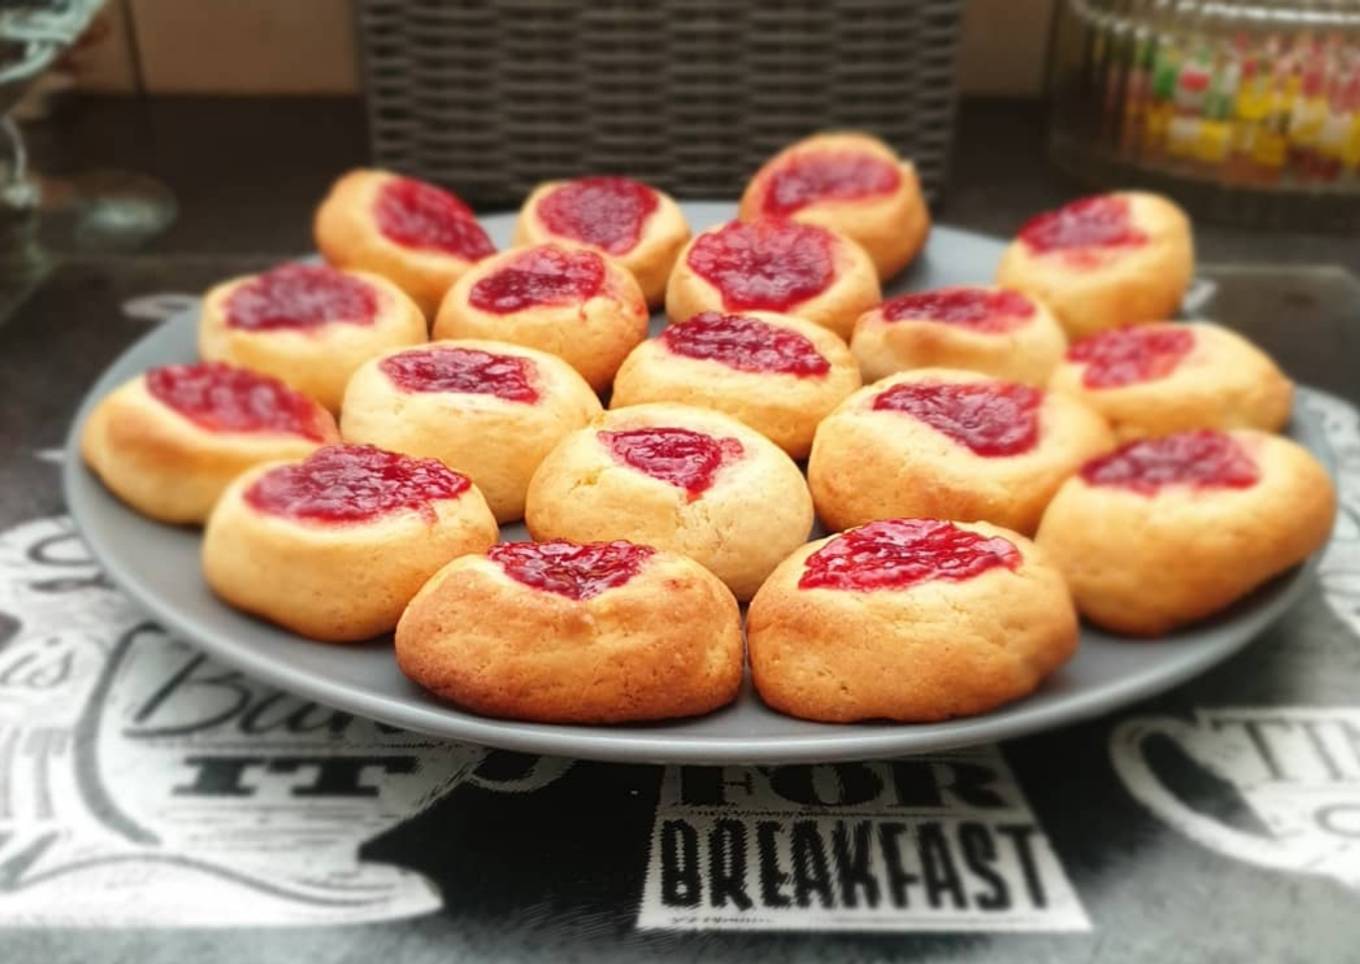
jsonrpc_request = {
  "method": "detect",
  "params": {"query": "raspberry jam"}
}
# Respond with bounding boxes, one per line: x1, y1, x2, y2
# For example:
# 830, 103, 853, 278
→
881, 287, 1035, 333
599, 427, 744, 501
1018, 195, 1147, 255
243, 444, 470, 524
145, 362, 328, 441
761, 150, 901, 218
536, 177, 659, 256
873, 381, 1042, 457
686, 220, 836, 313
468, 246, 607, 314
380, 345, 539, 403
1068, 325, 1195, 388
799, 518, 1021, 592
488, 540, 654, 600
661, 311, 830, 377
1081, 431, 1260, 496
225, 264, 378, 332
374, 177, 496, 260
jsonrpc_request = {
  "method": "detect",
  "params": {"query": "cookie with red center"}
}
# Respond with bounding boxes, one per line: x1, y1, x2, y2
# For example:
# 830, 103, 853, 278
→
665, 218, 880, 341
851, 285, 1068, 386
432, 242, 648, 392
313, 169, 497, 317
1048, 321, 1293, 441
609, 310, 862, 458
80, 361, 340, 525
199, 262, 427, 412
1036, 430, 1334, 636
808, 367, 1113, 534
747, 518, 1077, 722
395, 538, 742, 723
739, 132, 931, 280
513, 176, 690, 307
340, 339, 602, 522
202, 443, 498, 642
525, 403, 813, 600
995, 192, 1194, 339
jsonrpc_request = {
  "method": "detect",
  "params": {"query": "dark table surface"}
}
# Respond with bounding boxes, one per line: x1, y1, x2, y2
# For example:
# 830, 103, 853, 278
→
0, 96, 1358, 962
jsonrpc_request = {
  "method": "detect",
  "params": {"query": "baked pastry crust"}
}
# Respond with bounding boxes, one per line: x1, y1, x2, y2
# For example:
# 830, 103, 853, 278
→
748, 519, 1078, 722
610, 310, 862, 458
340, 339, 602, 522
395, 543, 743, 722
808, 367, 1114, 534
1035, 430, 1335, 636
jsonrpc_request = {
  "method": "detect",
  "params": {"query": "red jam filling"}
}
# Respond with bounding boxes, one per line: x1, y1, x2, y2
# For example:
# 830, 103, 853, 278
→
599, 427, 744, 501
225, 264, 378, 332
881, 287, 1035, 333
799, 518, 1021, 591
374, 177, 496, 260
1068, 325, 1195, 388
145, 362, 327, 441
468, 246, 607, 314
488, 540, 654, 600
661, 311, 830, 377
686, 220, 836, 313
380, 345, 539, 403
873, 381, 1042, 457
243, 444, 470, 524
536, 177, 659, 256
761, 150, 901, 218
1080, 431, 1260, 496
1018, 195, 1147, 255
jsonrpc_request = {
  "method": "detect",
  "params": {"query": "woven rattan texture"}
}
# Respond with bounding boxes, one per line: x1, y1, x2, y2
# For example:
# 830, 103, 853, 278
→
358, 0, 962, 206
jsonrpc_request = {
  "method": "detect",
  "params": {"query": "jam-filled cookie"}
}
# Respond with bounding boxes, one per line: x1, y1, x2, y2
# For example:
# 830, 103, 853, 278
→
203, 444, 498, 642
808, 368, 1113, 534
610, 310, 861, 458
514, 176, 690, 306
81, 362, 339, 525
748, 518, 1078, 722
340, 339, 602, 522
199, 262, 427, 412
525, 403, 813, 600
314, 169, 497, 317
1047, 321, 1293, 441
739, 131, 930, 279
666, 218, 880, 340
396, 539, 743, 723
1037, 430, 1334, 636
996, 192, 1194, 339
432, 242, 648, 392
851, 286, 1067, 386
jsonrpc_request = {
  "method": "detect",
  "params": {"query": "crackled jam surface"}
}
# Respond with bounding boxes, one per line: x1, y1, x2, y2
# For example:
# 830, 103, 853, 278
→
761, 150, 901, 218
536, 177, 659, 255
469, 246, 607, 314
661, 312, 830, 377
381, 346, 539, 403
873, 381, 1042, 457
1018, 195, 1147, 255
244, 444, 470, 524
225, 264, 378, 332
146, 362, 328, 441
488, 540, 654, 600
599, 427, 744, 501
686, 220, 836, 313
881, 287, 1035, 333
1081, 431, 1260, 495
374, 177, 496, 260
800, 518, 1021, 591
1068, 325, 1195, 388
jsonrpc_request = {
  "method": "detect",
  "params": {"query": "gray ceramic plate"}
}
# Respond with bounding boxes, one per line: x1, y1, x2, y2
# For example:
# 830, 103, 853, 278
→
63, 201, 1329, 764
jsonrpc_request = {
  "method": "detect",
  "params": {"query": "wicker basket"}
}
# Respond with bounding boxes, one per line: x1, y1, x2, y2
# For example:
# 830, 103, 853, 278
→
357, 0, 963, 207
